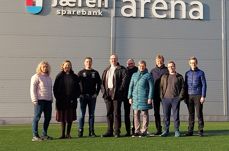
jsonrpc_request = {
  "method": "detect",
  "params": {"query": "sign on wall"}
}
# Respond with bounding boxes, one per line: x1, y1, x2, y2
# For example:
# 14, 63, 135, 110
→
26, 0, 204, 20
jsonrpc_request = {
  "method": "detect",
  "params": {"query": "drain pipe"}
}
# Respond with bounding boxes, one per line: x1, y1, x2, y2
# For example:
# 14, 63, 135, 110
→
222, 0, 228, 117
110, 0, 116, 55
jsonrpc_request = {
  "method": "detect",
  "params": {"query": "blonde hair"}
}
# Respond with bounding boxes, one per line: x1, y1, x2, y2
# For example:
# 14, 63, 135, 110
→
36, 61, 51, 75
61, 60, 72, 71
189, 56, 198, 64
155, 54, 164, 61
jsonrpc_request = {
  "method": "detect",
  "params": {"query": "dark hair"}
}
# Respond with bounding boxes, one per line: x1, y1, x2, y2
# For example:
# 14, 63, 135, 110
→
138, 60, 146, 66
85, 57, 92, 61
168, 60, 176, 67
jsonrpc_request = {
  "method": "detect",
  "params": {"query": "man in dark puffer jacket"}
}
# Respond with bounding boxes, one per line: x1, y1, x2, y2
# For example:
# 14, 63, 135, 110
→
185, 56, 207, 137
150, 55, 168, 135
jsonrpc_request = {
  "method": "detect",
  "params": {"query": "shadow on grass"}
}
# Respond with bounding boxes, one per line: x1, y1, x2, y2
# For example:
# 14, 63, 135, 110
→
204, 130, 229, 136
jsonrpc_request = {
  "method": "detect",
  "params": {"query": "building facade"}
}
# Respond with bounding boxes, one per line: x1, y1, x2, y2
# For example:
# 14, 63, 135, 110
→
0, 0, 229, 124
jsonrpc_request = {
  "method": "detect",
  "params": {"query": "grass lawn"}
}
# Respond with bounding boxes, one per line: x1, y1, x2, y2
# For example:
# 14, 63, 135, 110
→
0, 122, 229, 151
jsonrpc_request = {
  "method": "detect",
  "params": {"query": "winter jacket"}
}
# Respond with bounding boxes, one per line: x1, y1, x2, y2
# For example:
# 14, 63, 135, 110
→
160, 73, 185, 101
53, 71, 80, 110
128, 70, 154, 110
185, 68, 207, 97
150, 65, 168, 100
30, 73, 53, 103
101, 65, 127, 101
124, 66, 138, 97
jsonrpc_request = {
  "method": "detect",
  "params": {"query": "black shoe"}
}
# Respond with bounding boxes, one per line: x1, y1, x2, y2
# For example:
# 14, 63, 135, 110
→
132, 132, 140, 137
185, 132, 193, 136
199, 133, 204, 137
41, 135, 53, 140
199, 130, 204, 137
132, 127, 135, 135
66, 134, 72, 139
140, 132, 147, 137
154, 131, 162, 135
101, 133, 113, 137
125, 133, 131, 137
59, 135, 66, 139
89, 131, 97, 137
78, 129, 83, 137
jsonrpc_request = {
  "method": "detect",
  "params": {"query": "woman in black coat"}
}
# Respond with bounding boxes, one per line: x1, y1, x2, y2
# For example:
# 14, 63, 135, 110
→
53, 60, 80, 139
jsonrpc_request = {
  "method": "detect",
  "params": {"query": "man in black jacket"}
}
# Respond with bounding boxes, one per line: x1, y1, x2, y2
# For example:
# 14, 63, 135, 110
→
78, 57, 101, 137
123, 58, 138, 136
160, 61, 185, 137
150, 55, 168, 135
101, 54, 127, 137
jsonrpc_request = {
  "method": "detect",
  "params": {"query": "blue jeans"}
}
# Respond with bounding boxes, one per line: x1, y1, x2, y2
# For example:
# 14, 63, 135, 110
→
32, 100, 52, 137
78, 95, 96, 131
162, 97, 180, 133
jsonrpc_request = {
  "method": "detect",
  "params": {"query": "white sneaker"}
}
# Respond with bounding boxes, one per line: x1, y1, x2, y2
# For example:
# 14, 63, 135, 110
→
32, 136, 42, 142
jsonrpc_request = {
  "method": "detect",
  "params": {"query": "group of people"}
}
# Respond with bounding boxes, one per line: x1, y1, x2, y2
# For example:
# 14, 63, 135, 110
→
30, 54, 207, 141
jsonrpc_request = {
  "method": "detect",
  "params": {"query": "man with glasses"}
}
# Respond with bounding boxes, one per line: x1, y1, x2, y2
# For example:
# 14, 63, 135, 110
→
185, 56, 207, 137
160, 61, 185, 137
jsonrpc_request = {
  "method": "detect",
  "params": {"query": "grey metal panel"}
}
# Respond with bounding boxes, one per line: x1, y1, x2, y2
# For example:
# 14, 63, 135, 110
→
115, 38, 222, 60
0, 14, 111, 37
0, 103, 34, 117
0, 0, 27, 13
180, 101, 224, 115
0, 36, 110, 58
115, 18, 221, 40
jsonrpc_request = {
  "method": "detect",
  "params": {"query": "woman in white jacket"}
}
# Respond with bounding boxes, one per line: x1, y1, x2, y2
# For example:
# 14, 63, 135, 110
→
30, 61, 53, 141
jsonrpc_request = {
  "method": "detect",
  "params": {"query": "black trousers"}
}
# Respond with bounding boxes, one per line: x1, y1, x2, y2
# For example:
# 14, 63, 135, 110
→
105, 97, 122, 134
122, 99, 131, 134
187, 95, 204, 132
153, 99, 162, 132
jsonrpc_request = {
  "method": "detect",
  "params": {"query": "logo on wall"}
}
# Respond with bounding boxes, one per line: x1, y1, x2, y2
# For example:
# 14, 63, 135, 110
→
26, 0, 43, 14
24, 0, 204, 20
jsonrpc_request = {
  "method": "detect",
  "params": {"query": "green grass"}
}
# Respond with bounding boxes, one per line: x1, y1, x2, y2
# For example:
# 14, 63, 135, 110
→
0, 122, 229, 151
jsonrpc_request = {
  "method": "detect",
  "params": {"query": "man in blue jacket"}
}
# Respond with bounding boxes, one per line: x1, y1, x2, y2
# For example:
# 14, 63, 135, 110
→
185, 56, 207, 137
